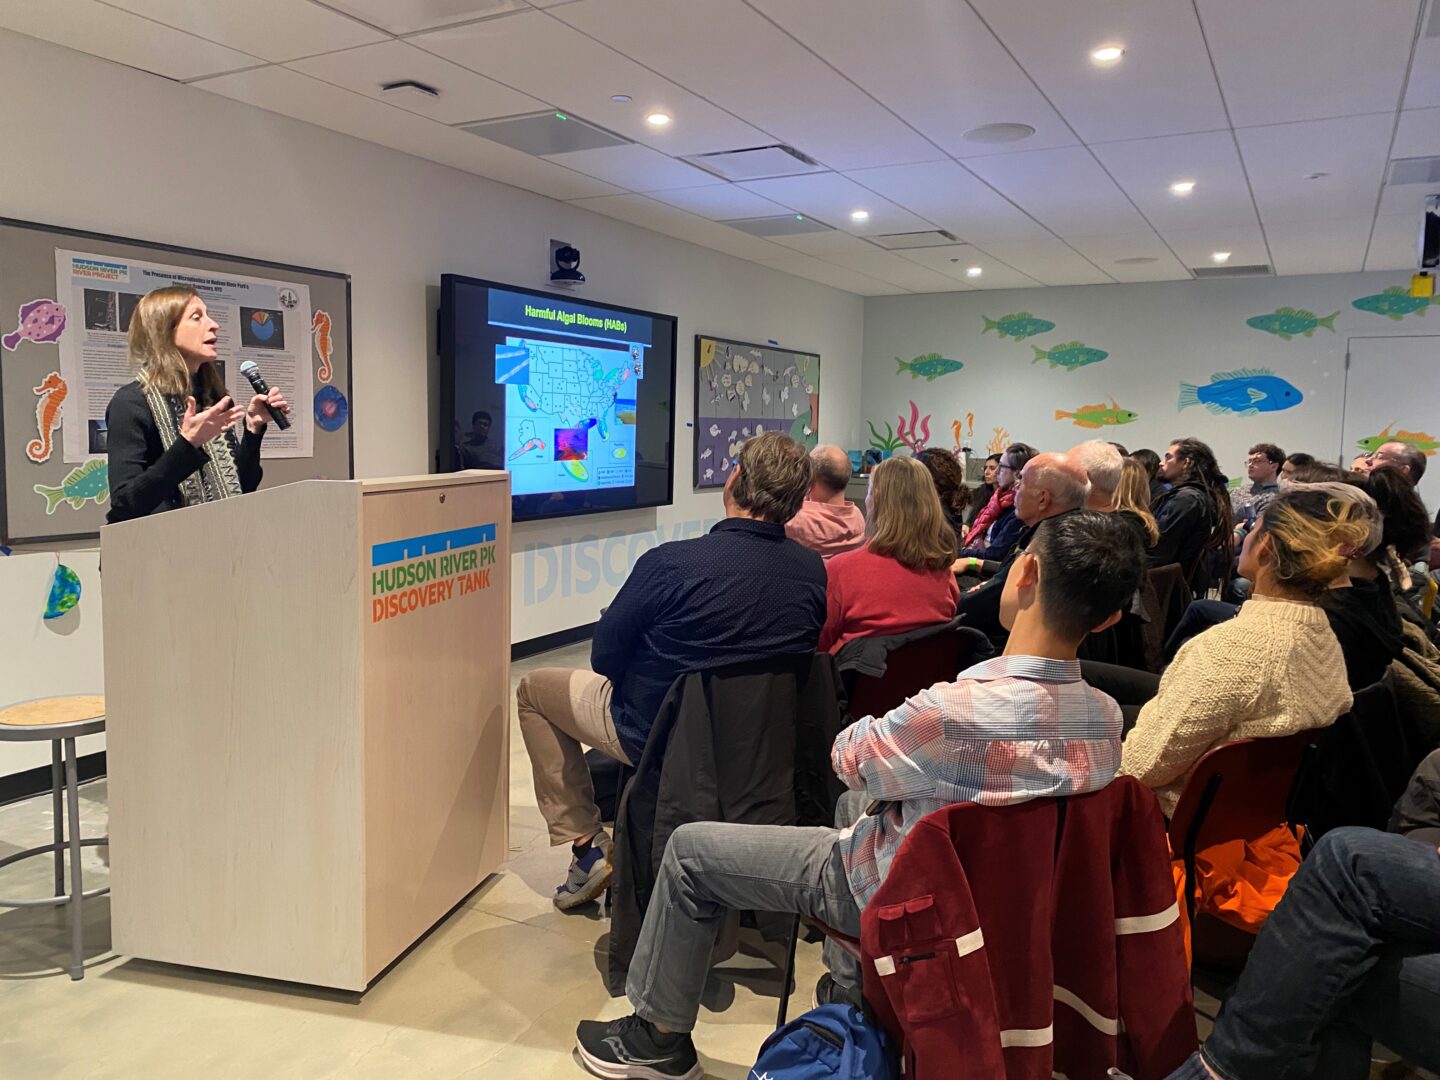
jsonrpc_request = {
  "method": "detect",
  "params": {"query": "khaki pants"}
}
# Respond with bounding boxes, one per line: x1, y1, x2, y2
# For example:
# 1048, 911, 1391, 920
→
516, 667, 632, 845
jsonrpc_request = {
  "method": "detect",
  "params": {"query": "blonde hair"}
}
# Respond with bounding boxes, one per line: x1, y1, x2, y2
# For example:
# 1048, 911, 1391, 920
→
128, 286, 224, 400
1255, 483, 1377, 599
867, 456, 957, 571
1115, 458, 1160, 545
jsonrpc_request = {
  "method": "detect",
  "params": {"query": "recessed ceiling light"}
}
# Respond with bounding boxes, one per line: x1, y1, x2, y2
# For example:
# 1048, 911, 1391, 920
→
1090, 44, 1124, 64
611, 94, 632, 103
962, 122, 1036, 145
1212, 251, 1232, 263
849, 209, 870, 222
966, 266, 983, 277
1169, 180, 1196, 196
1115, 256, 1159, 265
645, 112, 671, 127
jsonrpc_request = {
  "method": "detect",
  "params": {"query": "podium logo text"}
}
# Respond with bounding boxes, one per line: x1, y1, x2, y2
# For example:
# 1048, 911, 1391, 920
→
371, 522, 499, 623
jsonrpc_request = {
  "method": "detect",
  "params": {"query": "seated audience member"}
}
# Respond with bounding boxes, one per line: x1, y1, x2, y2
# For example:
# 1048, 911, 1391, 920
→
1120, 485, 1372, 814
958, 442, 1036, 563
1132, 447, 1166, 504
1280, 451, 1316, 482
966, 453, 1002, 528
1390, 747, 1440, 844
1167, 828, 1440, 1080
573, 512, 1146, 1080
1231, 442, 1284, 539
1369, 439, 1428, 486
954, 451, 1091, 642
1351, 452, 1373, 474
1152, 438, 1231, 581
819, 456, 958, 653
1070, 439, 1123, 510
784, 444, 866, 559
915, 446, 970, 549
1362, 465, 1436, 607
516, 432, 825, 910
1114, 457, 1159, 553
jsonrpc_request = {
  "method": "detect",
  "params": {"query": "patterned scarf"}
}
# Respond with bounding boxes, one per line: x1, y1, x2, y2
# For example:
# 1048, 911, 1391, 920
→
963, 486, 1015, 548
140, 379, 244, 508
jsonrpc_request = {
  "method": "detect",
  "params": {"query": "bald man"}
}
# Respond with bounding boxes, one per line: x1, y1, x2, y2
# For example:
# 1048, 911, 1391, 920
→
956, 451, 1092, 644
785, 444, 865, 558
1069, 440, 1123, 510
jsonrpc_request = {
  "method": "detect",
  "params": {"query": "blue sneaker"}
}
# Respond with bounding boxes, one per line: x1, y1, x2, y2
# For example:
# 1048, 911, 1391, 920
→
555, 829, 612, 911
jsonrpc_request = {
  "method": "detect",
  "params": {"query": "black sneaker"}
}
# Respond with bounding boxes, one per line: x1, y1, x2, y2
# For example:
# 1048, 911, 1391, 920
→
574, 1014, 702, 1080
812, 973, 864, 1011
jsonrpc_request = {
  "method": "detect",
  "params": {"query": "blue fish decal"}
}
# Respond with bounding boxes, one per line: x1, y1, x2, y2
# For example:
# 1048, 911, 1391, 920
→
1352, 286, 1431, 321
982, 312, 1055, 341
1178, 368, 1303, 416
1245, 307, 1337, 340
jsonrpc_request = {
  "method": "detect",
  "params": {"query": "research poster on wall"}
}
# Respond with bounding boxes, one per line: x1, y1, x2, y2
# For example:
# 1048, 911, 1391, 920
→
53, 248, 314, 462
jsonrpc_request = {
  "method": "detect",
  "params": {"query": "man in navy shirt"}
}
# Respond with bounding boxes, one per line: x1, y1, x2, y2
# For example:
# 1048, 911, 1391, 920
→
516, 431, 827, 910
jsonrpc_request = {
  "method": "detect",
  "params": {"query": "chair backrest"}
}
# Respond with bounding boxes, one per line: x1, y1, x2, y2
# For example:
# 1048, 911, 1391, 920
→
846, 627, 988, 719
1166, 730, 1316, 861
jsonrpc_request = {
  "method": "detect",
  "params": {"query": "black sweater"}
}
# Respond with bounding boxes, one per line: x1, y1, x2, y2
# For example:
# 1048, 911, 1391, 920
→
1320, 575, 1407, 690
105, 379, 264, 524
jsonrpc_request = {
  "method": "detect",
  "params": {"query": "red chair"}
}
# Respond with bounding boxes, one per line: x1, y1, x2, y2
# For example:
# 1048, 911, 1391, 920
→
844, 625, 991, 721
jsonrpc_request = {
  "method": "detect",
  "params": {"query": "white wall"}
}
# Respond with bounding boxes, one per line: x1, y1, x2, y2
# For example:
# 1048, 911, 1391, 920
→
862, 272, 1435, 487
0, 30, 864, 777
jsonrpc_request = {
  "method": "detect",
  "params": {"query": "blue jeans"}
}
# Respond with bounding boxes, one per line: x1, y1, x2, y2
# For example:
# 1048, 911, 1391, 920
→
1195, 828, 1440, 1079
625, 792, 866, 1033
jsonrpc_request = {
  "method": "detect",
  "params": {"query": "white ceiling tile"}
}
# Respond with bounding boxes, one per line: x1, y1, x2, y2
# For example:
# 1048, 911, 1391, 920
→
971, 238, 1114, 286
895, 245, 1042, 290
843, 161, 1052, 243
322, 0, 526, 35
738, 173, 935, 236
1090, 130, 1259, 232
766, 231, 888, 256
288, 40, 542, 123
1365, 214, 1422, 271
964, 147, 1150, 238
1404, 34, 1440, 109
194, 65, 623, 200
411, 10, 770, 156
1064, 233, 1192, 282
101, 0, 385, 63
968, 0, 1227, 143
1199, 0, 1420, 127
819, 250, 975, 293
749, 0, 1077, 158
1236, 114, 1392, 226
1392, 107, 1440, 158
753, 256, 908, 296
645, 185, 791, 220
567, 194, 791, 260
1158, 224, 1272, 270
548, 145, 721, 192
0, 0, 260, 81
1265, 219, 1372, 275
551, 0, 943, 171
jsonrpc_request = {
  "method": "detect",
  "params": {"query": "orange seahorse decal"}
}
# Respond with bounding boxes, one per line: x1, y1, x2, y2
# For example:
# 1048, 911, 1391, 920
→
311, 310, 334, 384
27, 371, 67, 463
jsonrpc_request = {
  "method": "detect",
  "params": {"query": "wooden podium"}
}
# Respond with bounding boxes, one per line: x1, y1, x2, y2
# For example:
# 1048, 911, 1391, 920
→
101, 472, 511, 990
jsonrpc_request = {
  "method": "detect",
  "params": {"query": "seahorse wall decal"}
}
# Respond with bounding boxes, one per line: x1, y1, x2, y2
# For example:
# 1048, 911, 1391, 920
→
27, 371, 68, 463
896, 400, 931, 452
311, 310, 334, 384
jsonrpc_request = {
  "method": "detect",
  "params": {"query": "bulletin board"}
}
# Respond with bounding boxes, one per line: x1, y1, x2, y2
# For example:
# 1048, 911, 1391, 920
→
694, 334, 820, 489
0, 218, 353, 545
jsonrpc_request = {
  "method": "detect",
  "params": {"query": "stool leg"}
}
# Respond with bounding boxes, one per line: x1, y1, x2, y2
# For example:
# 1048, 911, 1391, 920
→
64, 736, 84, 981
51, 741, 65, 897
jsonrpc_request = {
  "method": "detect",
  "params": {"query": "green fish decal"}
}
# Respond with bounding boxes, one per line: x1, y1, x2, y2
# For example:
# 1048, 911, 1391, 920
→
982, 312, 1055, 341
1031, 341, 1108, 371
1245, 307, 1338, 340
1054, 399, 1138, 429
1355, 423, 1439, 456
34, 460, 109, 514
1226, 476, 1244, 492
1352, 285, 1431, 321
895, 352, 964, 381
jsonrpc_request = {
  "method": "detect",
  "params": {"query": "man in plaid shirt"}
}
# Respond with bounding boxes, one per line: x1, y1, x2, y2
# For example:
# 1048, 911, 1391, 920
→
575, 507, 1147, 1080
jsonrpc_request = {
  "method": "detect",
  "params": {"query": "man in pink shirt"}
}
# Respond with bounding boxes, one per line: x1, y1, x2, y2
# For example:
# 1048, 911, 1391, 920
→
785, 444, 866, 558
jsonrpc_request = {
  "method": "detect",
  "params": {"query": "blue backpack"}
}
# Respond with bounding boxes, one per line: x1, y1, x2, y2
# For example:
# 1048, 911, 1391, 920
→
750, 1004, 897, 1080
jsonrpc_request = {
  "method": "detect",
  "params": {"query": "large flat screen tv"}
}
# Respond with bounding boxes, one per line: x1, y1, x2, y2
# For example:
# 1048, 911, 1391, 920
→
439, 274, 678, 523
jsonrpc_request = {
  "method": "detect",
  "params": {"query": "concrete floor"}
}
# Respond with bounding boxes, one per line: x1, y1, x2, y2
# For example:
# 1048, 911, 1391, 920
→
0, 642, 826, 1080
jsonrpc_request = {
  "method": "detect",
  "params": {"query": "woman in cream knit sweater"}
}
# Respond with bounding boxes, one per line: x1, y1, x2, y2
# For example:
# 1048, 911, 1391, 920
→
1121, 483, 1374, 815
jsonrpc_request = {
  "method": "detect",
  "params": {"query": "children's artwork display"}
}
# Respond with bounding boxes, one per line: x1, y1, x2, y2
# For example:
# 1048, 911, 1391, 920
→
694, 335, 819, 490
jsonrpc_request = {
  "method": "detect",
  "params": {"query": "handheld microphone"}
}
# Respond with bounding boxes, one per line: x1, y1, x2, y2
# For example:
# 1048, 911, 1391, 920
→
238, 360, 291, 430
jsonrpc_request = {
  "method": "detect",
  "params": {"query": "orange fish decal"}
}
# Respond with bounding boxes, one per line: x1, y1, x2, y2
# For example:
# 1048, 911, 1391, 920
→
27, 372, 67, 463
311, 310, 334, 384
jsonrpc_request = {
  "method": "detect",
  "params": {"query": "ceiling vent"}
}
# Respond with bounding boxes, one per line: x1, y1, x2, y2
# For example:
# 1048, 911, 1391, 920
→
722, 214, 833, 237
682, 144, 822, 182
1190, 263, 1272, 279
455, 111, 630, 155
871, 230, 959, 250
1388, 156, 1440, 186
381, 79, 440, 103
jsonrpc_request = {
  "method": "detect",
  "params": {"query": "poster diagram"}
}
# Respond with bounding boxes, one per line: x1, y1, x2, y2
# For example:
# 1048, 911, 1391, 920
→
694, 335, 820, 489
498, 337, 637, 495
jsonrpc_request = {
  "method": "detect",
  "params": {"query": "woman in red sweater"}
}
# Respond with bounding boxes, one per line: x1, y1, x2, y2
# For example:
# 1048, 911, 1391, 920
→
819, 455, 960, 653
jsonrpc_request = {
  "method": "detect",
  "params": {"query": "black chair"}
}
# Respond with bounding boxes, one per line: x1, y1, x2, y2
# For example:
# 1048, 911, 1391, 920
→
842, 624, 991, 721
